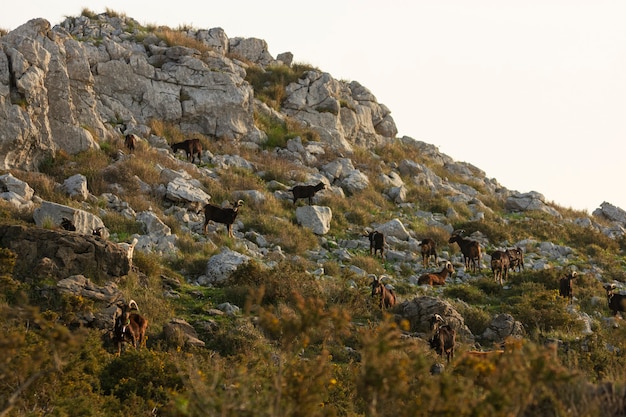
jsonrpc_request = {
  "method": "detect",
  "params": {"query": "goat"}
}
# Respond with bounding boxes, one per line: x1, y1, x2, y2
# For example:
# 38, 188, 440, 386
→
60, 217, 76, 231
604, 284, 626, 317
370, 274, 396, 310
171, 138, 202, 163
113, 299, 148, 356
448, 230, 481, 273
559, 271, 577, 304
290, 181, 325, 205
92, 227, 104, 237
429, 314, 455, 363
124, 134, 137, 152
490, 250, 510, 286
418, 238, 438, 267
366, 231, 386, 260
506, 247, 525, 272
418, 261, 454, 286
202, 200, 244, 238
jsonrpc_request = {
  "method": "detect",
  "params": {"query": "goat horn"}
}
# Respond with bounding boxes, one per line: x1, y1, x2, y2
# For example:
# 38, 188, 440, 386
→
128, 299, 139, 311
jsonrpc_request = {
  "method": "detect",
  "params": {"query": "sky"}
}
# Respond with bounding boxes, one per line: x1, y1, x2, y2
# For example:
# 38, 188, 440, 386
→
2, 1, 625, 214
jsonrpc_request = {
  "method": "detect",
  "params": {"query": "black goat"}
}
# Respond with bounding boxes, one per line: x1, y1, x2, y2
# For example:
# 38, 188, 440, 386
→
92, 227, 104, 237
171, 138, 202, 163
366, 231, 386, 260
604, 284, 626, 317
113, 299, 148, 356
429, 314, 455, 363
60, 217, 76, 231
559, 271, 577, 304
448, 230, 481, 273
124, 134, 137, 152
419, 238, 438, 268
202, 200, 244, 238
370, 274, 396, 310
490, 250, 510, 286
506, 247, 525, 272
290, 181, 325, 205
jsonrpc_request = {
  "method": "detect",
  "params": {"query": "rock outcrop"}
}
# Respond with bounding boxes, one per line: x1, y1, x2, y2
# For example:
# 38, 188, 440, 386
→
0, 224, 131, 280
0, 13, 398, 171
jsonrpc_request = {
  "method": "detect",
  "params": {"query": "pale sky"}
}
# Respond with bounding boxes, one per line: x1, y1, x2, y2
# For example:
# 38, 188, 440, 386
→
2, 1, 625, 213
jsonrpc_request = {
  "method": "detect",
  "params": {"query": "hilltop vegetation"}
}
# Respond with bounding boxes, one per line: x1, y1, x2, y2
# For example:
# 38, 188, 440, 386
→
2, 10, 626, 417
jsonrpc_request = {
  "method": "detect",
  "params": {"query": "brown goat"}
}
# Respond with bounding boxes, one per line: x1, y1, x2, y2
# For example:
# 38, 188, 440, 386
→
370, 274, 396, 309
113, 300, 148, 356
202, 200, 244, 238
171, 139, 202, 163
490, 250, 510, 286
366, 231, 386, 260
124, 134, 137, 152
448, 230, 481, 273
429, 314, 455, 363
290, 181, 325, 205
418, 261, 454, 286
418, 238, 438, 267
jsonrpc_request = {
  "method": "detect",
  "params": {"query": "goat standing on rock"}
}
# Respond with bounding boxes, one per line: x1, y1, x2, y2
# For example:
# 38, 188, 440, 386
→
290, 181, 325, 205
113, 299, 148, 356
370, 274, 396, 310
202, 200, 244, 238
448, 230, 481, 273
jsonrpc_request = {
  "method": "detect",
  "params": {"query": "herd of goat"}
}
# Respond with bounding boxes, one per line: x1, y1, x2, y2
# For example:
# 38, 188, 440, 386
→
107, 134, 626, 360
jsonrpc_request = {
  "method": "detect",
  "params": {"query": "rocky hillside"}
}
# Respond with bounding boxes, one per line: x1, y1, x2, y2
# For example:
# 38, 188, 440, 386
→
3, 10, 626, 416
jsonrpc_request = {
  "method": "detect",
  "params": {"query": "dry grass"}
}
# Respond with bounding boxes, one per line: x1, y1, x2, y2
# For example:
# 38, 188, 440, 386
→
149, 119, 187, 144
153, 28, 213, 53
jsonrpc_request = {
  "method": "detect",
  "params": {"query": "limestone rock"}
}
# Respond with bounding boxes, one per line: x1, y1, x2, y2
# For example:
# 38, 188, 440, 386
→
165, 177, 211, 205
593, 202, 626, 224
480, 313, 525, 344
374, 219, 411, 241
57, 274, 121, 303
505, 191, 562, 218
33, 200, 107, 237
163, 318, 206, 347
62, 173, 89, 201
397, 296, 474, 342
0, 173, 34, 210
199, 248, 251, 285
296, 205, 332, 235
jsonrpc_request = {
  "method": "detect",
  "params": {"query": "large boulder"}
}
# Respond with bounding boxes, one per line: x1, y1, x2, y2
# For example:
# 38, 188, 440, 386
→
197, 248, 251, 285
397, 296, 474, 342
0, 173, 34, 210
295, 205, 332, 235
593, 202, 626, 224
505, 191, 561, 218
0, 224, 131, 280
33, 200, 107, 238
480, 313, 525, 344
